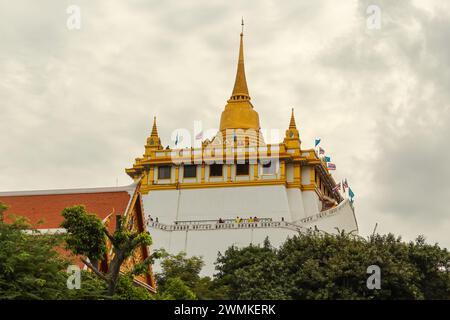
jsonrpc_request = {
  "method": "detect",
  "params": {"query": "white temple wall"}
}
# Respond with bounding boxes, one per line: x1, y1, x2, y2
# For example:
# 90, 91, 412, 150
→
286, 188, 305, 221
302, 201, 358, 234
142, 185, 292, 223
286, 164, 294, 182
301, 166, 311, 184
143, 190, 180, 223
301, 191, 321, 218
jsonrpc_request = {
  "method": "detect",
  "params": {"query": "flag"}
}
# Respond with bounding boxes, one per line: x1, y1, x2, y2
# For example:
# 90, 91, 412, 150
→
327, 163, 336, 170
319, 147, 325, 155
315, 138, 321, 147
195, 131, 203, 140
324, 156, 331, 162
349, 187, 355, 200
343, 179, 349, 190
332, 183, 341, 192
175, 133, 179, 146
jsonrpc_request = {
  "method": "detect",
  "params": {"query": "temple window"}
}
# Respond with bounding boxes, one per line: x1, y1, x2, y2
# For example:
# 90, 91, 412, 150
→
236, 163, 249, 175
210, 164, 223, 177
158, 166, 171, 179
183, 165, 197, 178
262, 160, 276, 175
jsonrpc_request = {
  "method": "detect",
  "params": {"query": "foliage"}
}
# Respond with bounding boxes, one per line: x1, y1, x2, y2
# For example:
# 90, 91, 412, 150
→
0, 202, 8, 222
155, 252, 227, 300
154, 277, 197, 300
61, 205, 107, 262
156, 252, 203, 289
61, 205, 154, 296
0, 214, 70, 299
62, 271, 150, 300
215, 238, 288, 299
214, 232, 450, 300
0, 203, 153, 300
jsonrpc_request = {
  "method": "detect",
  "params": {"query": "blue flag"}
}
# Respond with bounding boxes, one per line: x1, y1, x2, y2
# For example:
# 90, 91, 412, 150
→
348, 187, 355, 200
325, 156, 331, 162
315, 138, 321, 147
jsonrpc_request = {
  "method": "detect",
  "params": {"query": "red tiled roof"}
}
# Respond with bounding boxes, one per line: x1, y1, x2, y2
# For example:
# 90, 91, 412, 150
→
0, 189, 132, 229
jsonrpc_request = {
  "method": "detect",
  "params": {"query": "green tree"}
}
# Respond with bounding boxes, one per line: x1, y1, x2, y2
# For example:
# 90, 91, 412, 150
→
156, 252, 203, 289
64, 271, 152, 300
214, 232, 450, 300
155, 252, 227, 300
61, 205, 156, 297
0, 202, 7, 222
278, 232, 450, 299
0, 211, 70, 299
214, 238, 288, 299
155, 277, 197, 300
0, 203, 153, 300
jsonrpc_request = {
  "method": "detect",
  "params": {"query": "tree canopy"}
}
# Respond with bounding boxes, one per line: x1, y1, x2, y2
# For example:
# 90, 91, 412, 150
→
214, 233, 450, 299
0, 202, 154, 300
61, 205, 155, 296
0, 214, 70, 299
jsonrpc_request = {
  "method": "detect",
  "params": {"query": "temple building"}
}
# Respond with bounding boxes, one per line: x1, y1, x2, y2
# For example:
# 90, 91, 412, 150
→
126, 25, 359, 275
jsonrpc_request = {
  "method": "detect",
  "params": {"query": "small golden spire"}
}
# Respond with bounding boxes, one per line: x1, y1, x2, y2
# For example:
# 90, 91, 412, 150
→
151, 116, 159, 137
289, 108, 297, 129
230, 19, 250, 101
146, 116, 162, 151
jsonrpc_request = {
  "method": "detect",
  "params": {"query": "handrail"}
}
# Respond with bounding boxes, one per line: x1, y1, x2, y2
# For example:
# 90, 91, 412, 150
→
172, 217, 273, 225
299, 199, 352, 224
147, 220, 309, 233
145, 200, 353, 233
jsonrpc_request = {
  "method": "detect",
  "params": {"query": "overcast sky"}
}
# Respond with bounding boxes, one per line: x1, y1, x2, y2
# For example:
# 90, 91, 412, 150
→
1, 0, 449, 248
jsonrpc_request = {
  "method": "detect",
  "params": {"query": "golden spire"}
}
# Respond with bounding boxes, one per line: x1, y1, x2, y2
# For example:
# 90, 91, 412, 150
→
145, 116, 162, 152
151, 116, 159, 137
284, 108, 301, 149
230, 18, 250, 101
289, 108, 297, 129
219, 20, 260, 134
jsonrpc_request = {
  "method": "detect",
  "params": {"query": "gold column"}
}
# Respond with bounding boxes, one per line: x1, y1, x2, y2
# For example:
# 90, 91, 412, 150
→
142, 171, 148, 187
175, 165, 180, 184
253, 163, 259, 180
201, 163, 205, 182
149, 166, 155, 185
227, 164, 232, 182
280, 161, 286, 181
293, 162, 301, 186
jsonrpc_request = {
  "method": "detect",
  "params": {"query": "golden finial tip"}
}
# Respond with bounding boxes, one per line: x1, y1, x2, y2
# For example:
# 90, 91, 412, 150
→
289, 108, 297, 129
